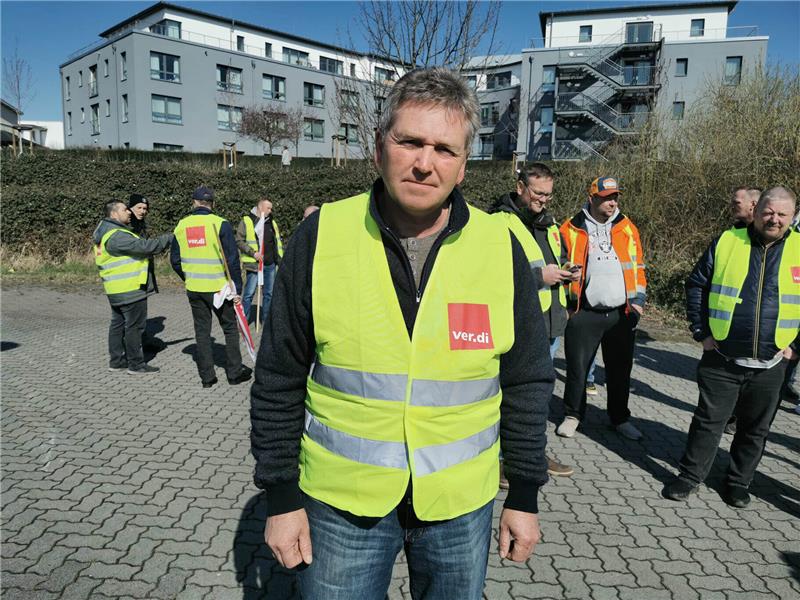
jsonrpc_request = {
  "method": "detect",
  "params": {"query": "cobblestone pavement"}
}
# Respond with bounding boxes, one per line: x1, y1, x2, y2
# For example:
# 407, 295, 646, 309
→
2, 284, 799, 600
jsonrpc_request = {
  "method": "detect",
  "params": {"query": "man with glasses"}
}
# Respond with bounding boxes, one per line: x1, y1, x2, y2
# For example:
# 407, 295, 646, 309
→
557, 177, 647, 441
492, 162, 576, 479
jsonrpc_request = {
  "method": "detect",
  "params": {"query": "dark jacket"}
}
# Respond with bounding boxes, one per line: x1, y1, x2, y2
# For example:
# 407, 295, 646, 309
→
490, 193, 569, 339
130, 216, 160, 293
170, 207, 243, 295
235, 210, 280, 273
686, 224, 799, 359
92, 218, 173, 307
250, 179, 553, 519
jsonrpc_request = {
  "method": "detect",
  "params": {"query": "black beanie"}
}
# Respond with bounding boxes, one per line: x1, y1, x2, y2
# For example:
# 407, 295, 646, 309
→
128, 193, 148, 208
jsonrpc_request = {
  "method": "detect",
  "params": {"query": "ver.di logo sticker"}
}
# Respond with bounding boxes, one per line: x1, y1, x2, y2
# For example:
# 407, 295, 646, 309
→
792, 266, 800, 284
448, 303, 494, 350
186, 226, 207, 248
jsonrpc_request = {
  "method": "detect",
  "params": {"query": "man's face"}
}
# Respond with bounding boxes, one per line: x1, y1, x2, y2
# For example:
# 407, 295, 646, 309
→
753, 198, 795, 242
590, 193, 619, 219
374, 102, 468, 217
130, 202, 148, 221
730, 190, 755, 223
516, 176, 554, 215
259, 200, 273, 217
113, 203, 131, 226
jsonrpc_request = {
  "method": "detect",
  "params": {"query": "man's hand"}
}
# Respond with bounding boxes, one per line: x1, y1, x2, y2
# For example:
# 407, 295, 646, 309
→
265, 509, 313, 568
630, 304, 644, 317
253, 252, 263, 262
541, 264, 573, 286
701, 336, 717, 352
783, 346, 798, 360
498, 509, 541, 562
232, 295, 242, 305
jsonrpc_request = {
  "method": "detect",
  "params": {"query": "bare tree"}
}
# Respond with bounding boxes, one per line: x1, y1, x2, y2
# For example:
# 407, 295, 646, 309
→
239, 104, 287, 156
282, 105, 308, 157
2, 44, 35, 113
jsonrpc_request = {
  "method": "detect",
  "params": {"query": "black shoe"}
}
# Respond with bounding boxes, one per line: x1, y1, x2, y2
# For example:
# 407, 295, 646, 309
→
108, 365, 127, 372
722, 485, 750, 508
227, 366, 253, 385
127, 364, 160, 374
662, 477, 698, 501
202, 377, 218, 389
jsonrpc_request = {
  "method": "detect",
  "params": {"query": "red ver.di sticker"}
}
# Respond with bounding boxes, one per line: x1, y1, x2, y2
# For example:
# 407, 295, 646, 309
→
186, 226, 207, 248
792, 267, 800, 284
448, 303, 494, 350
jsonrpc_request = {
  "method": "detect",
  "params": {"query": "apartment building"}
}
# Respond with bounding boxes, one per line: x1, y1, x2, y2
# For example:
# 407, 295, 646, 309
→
60, 2, 398, 155
518, 1, 767, 160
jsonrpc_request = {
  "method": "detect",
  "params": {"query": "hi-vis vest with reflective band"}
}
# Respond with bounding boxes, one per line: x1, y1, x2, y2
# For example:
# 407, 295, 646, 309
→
94, 229, 148, 295
303, 193, 515, 520
241, 216, 284, 264
709, 228, 800, 348
174, 213, 228, 292
494, 212, 566, 313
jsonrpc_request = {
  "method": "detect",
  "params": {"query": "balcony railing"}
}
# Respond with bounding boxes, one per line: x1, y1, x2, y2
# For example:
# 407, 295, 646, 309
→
529, 24, 758, 49
216, 81, 243, 93
556, 92, 648, 132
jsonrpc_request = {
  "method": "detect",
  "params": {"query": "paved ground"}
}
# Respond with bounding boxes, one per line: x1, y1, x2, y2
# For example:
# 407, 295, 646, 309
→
2, 284, 799, 600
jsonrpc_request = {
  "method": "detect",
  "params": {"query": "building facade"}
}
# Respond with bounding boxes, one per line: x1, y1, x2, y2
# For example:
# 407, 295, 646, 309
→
518, 0, 767, 160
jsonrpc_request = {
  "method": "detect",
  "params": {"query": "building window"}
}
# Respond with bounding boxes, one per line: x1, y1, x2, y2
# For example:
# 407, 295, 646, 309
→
152, 19, 181, 39
217, 65, 243, 93
480, 102, 499, 127
89, 65, 98, 97
120, 52, 127, 80
80, 107, 85, 123
103, 59, 109, 77
672, 102, 685, 120
283, 47, 310, 67
339, 89, 358, 110
303, 82, 325, 107
90, 104, 100, 134
374, 95, 385, 116
479, 134, 494, 156
690, 19, 705, 37
464, 75, 477, 89
262, 74, 286, 100
265, 42, 272, 59
303, 118, 324, 141
320, 56, 343, 75
217, 104, 243, 130
675, 58, 688, 77
579, 25, 592, 43
64, 76, 71, 100
151, 52, 181, 82
78, 70, 83, 87
542, 66, 556, 91
151, 94, 182, 124
724, 56, 742, 85
540, 106, 554, 130
487, 71, 511, 89
339, 123, 359, 145
66, 112, 72, 135
375, 66, 395, 83
350, 63, 356, 77
122, 94, 129, 122
236, 35, 245, 52
105, 99, 111, 117
153, 142, 183, 151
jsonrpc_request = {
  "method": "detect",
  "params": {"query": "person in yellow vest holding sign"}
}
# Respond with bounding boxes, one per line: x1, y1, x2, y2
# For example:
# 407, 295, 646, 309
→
250, 68, 553, 599
235, 197, 283, 324
491, 162, 577, 480
93, 200, 173, 374
170, 186, 252, 389
664, 187, 799, 508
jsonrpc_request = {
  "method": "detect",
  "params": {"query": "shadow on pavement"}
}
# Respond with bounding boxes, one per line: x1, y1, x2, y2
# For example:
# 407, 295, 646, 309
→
1, 341, 20, 351
234, 492, 300, 600
181, 340, 230, 368
634, 338, 699, 383
780, 551, 800, 585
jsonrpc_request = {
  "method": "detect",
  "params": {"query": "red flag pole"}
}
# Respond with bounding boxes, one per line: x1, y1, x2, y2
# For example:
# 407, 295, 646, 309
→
256, 219, 264, 334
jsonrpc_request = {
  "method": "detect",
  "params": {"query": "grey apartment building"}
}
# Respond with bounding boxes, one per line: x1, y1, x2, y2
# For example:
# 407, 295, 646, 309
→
61, 1, 767, 161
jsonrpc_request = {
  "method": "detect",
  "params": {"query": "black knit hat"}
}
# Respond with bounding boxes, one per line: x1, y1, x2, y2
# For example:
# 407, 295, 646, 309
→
128, 193, 148, 208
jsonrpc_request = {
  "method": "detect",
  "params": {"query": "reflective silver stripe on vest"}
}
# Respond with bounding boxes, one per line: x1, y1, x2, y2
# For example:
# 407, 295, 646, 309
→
304, 411, 408, 469
620, 261, 635, 270
778, 319, 800, 329
101, 270, 145, 282
414, 421, 499, 477
185, 272, 226, 280
98, 257, 139, 270
780, 294, 800, 305
181, 258, 223, 265
711, 283, 739, 298
410, 376, 499, 407
311, 363, 407, 402
709, 308, 731, 320
529, 259, 545, 269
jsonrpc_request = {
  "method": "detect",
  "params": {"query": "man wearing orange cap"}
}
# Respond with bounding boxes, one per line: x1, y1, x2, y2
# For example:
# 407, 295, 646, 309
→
556, 177, 647, 441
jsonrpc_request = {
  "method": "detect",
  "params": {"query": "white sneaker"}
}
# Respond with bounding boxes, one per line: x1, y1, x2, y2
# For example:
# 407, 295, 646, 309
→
616, 421, 643, 441
556, 417, 580, 438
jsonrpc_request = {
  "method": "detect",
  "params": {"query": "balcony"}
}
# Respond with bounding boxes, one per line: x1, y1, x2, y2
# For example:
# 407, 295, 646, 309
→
529, 25, 758, 49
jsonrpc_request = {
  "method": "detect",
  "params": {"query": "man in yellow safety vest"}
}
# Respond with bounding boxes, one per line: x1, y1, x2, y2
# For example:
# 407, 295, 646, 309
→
250, 68, 553, 599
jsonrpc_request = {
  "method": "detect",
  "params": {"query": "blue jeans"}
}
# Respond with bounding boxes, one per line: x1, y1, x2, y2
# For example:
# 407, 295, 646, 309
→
550, 337, 560, 360
587, 352, 598, 385
298, 495, 493, 600
242, 265, 275, 323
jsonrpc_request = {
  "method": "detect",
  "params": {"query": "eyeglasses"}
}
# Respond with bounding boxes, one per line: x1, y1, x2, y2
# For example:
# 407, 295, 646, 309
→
526, 185, 553, 199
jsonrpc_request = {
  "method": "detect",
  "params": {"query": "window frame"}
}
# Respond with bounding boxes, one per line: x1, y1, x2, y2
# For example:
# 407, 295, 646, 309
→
152, 19, 181, 39
338, 122, 359, 145
319, 56, 344, 75
262, 74, 286, 101
303, 82, 325, 107
690, 19, 705, 37
151, 94, 183, 125
236, 35, 245, 52
675, 58, 688, 77
480, 102, 500, 127
121, 94, 129, 123
724, 56, 742, 86
303, 117, 325, 141
90, 103, 100, 135
486, 71, 512, 90
150, 52, 181, 83
672, 101, 685, 120
64, 76, 71, 100
216, 64, 243, 94
217, 103, 243, 131
120, 52, 127, 81
579, 25, 593, 43
283, 47, 310, 67
375, 66, 395, 83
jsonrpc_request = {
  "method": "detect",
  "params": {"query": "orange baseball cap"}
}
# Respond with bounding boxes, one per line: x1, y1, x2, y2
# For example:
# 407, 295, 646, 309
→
589, 177, 621, 197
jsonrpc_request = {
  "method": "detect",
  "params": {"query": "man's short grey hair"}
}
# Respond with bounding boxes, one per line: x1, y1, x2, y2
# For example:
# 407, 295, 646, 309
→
757, 186, 797, 211
105, 200, 125, 217
377, 67, 480, 153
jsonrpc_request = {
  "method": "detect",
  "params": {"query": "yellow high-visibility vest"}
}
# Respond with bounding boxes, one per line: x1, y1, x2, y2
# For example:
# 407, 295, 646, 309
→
174, 213, 228, 292
241, 216, 284, 264
302, 193, 515, 520
494, 211, 566, 313
94, 229, 148, 295
709, 228, 800, 348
